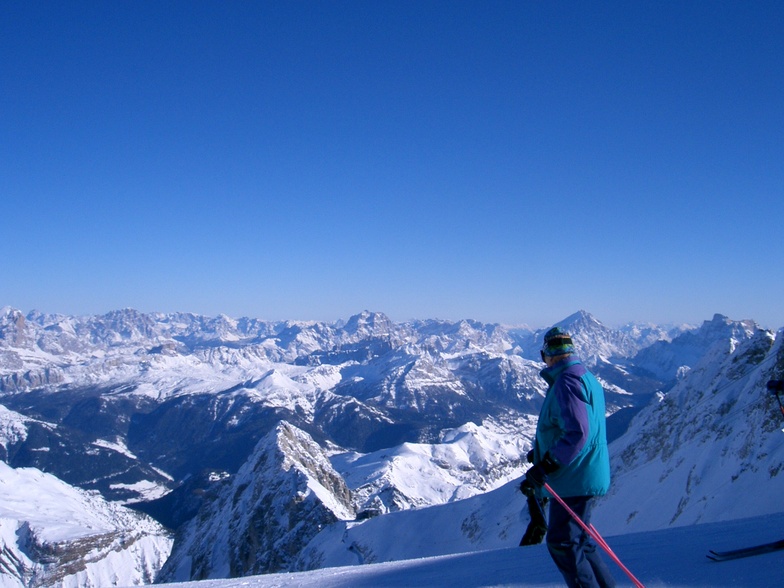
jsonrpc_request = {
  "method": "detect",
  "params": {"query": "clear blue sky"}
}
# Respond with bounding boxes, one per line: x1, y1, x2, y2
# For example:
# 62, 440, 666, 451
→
2, 1, 783, 329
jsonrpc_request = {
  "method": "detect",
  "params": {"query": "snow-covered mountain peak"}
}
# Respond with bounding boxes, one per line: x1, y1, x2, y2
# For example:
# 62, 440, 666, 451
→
518, 310, 639, 365
158, 421, 355, 582
259, 421, 355, 521
0, 307, 27, 348
342, 311, 394, 336
619, 320, 695, 348
561, 309, 602, 329
631, 313, 766, 383
330, 416, 532, 516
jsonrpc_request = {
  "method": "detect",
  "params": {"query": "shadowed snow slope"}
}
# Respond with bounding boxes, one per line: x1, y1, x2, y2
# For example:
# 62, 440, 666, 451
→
152, 511, 784, 587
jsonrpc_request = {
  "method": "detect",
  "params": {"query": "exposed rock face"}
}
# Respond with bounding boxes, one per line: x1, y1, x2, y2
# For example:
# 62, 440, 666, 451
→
0, 461, 172, 588
0, 368, 65, 393
0, 308, 27, 348
157, 421, 355, 582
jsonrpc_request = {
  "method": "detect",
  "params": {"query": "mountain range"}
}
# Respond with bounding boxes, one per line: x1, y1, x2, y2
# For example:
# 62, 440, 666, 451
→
0, 306, 781, 585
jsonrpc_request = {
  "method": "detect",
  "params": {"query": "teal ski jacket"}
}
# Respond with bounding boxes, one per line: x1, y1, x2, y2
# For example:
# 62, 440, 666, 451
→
533, 356, 611, 498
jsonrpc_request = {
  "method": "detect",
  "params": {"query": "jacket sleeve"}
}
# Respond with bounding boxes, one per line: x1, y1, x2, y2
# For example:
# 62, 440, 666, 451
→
548, 372, 590, 467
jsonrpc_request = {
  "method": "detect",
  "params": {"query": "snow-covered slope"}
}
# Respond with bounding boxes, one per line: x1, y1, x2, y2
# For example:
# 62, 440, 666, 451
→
155, 511, 784, 587
0, 461, 172, 587
295, 477, 528, 571
331, 416, 534, 516
158, 422, 355, 582
595, 324, 784, 534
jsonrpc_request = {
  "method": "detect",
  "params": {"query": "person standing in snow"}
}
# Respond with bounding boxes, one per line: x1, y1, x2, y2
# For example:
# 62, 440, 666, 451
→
520, 327, 616, 588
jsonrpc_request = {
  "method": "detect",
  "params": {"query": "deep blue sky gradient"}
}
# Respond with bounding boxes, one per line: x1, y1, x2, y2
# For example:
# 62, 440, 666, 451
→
3, 1, 783, 328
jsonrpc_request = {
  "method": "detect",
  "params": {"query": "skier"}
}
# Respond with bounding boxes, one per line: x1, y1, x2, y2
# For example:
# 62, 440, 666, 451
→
520, 327, 616, 588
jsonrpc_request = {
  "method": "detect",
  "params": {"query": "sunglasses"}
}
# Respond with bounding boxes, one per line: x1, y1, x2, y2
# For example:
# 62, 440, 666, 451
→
540, 336, 573, 362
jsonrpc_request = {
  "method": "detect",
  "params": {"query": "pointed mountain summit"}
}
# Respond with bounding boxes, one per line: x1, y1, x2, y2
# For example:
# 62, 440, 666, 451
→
341, 311, 397, 340
559, 310, 640, 362
158, 421, 355, 582
0, 307, 28, 348
516, 310, 638, 365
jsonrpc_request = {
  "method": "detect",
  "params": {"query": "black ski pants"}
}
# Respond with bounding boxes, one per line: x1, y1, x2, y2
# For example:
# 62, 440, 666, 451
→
546, 495, 616, 588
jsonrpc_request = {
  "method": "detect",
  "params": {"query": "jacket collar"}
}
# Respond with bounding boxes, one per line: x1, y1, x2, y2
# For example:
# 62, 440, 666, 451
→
540, 355, 582, 386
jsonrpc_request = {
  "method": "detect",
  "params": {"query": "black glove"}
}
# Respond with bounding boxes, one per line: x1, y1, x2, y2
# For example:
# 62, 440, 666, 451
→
520, 520, 547, 546
524, 452, 560, 487
520, 492, 548, 546
526, 449, 535, 464
519, 477, 535, 496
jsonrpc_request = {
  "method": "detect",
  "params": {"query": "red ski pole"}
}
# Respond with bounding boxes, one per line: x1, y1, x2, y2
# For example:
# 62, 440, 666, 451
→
544, 482, 645, 588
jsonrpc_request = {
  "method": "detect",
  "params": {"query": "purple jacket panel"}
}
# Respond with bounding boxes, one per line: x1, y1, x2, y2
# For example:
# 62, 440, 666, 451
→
549, 366, 591, 467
